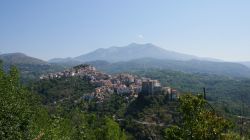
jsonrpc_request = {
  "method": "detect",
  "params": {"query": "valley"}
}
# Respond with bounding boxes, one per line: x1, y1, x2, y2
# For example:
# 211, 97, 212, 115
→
2, 1, 250, 139
1, 43, 250, 139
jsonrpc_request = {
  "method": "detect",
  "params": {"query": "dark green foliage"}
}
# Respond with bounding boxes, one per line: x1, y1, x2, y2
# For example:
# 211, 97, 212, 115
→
1, 59, 248, 139
126, 95, 167, 118
3, 63, 65, 83
73, 64, 91, 70
164, 94, 233, 140
132, 69, 250, 116
0, 62, 127, 140
123, 95, 177, 140
31, 77, 94, 104
42, 110, 127, 140
0, 53, 65, 83
0, 65, 33, 139
88, 94, 129, 118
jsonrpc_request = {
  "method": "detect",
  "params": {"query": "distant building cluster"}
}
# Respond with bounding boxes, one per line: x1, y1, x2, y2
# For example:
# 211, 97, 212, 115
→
40, 64, 178, 102
141, 79, 161, 95
39, 64, 97, 79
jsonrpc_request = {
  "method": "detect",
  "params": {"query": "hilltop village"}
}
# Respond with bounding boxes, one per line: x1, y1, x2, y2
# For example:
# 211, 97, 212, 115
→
40, 64, 178, 102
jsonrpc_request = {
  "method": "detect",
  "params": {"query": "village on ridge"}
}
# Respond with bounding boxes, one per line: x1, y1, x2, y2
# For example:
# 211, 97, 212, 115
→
40, 64, 178, 102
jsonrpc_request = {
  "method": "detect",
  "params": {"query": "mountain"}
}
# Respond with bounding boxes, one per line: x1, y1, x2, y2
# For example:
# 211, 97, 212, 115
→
74, 43, 199, 62
47, 43, 250, 78
0, 53, 64, 82
0, 53, 47, 65
50, 43, 222, 64
86, 58, 250, 78
239, 62, 250, 68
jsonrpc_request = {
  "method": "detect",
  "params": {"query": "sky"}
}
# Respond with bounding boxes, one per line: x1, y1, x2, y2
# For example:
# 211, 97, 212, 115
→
0, 0, 250, 61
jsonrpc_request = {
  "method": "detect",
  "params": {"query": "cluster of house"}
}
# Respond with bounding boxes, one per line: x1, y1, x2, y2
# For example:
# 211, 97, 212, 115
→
91, 73, 144, 101
40, 64, 178, 102
39, 64, 98, 79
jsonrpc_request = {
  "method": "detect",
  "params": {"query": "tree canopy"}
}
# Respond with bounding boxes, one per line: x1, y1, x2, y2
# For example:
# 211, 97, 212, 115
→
164, 94, 240, 140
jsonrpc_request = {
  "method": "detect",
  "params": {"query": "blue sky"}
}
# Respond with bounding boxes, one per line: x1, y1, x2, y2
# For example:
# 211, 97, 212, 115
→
0, 0, 249, 61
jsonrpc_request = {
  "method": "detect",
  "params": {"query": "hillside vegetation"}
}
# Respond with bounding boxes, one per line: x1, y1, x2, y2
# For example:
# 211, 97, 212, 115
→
0, 53, 65, 82
88, 58, 250, 78
0, 62, 127, 140
130, 69, 250, 117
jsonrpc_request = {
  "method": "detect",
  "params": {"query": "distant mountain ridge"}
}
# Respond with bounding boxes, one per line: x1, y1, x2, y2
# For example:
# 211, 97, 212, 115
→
74, 43, 199, 62
49, 43, 222, 63
240, 62, 250, 68
2, 43, 250, 79
86, 58, 250, 78
41, 43, 250, 78
0, 53, 64, 82
0, 53, 47, 65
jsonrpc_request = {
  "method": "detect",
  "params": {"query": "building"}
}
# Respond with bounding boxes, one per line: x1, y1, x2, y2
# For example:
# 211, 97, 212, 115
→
141, 80, 161, 95
162, 87, 179, 100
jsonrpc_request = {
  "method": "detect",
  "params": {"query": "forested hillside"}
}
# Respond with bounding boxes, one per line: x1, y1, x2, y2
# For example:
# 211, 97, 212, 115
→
131, 69, 250, 117
1, 60, 249, 139
0, 62, 127, 140
87, 58, 250, 78
0, 53, 65, 83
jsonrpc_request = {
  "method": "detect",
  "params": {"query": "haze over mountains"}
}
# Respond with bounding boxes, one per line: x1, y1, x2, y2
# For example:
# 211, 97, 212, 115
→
1, 43, 250, 78
0, 53, 47, 65
0, 53, 64, 81
86, 58, 250, 78
49, 43, 221, 63
240, 62, 250, 68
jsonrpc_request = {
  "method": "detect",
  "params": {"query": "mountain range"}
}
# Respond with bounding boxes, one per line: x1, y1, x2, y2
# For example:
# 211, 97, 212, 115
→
49, 43, 221, 63
239, 62, 250, 68
86, 58, 250, 78
0, 53, 47, 65
1, 43, 250, 78
0, 53, 64, 82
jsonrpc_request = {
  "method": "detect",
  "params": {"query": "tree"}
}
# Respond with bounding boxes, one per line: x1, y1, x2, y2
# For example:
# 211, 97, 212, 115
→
103, 117, 127, 140
0, 65, 33, 139
76, 114, 127, 140
0, 62, 128, 140
164, 94, 233, 140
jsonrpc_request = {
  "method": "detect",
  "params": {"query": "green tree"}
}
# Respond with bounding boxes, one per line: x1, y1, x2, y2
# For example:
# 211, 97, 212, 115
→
103, 117, 127, 140
80, 114, 127, 140
0, 62, 127, 140
164, 94, 233, 140
0, 64, 33, 139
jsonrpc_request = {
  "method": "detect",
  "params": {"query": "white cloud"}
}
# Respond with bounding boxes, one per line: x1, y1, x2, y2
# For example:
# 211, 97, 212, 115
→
137, 34, 144, 39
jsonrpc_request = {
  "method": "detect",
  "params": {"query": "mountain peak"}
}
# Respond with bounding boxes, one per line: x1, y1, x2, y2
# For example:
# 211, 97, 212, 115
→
74, 43, 197, 62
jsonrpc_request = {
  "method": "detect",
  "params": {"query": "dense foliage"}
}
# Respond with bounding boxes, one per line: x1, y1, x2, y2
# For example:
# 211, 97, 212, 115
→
132, 69, 250, 117
31, 77, 94, 104
164, 94, 237, 140
0, 63, 34, 139
0, 62, 127, 140
3, 63, 65, 83
1, 60, 249, 139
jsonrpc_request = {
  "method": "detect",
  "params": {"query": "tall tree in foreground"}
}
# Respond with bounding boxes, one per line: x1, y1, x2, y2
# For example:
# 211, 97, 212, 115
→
0, 61, 33, 139
164, 94, 240, 140
0, 61, 127, 140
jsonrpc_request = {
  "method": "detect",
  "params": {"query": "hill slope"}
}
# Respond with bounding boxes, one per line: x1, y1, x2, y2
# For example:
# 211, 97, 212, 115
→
86, 58, 250, 78
240, 62, 250, 68
0, 53, 64, 82
0, 53, 47, 65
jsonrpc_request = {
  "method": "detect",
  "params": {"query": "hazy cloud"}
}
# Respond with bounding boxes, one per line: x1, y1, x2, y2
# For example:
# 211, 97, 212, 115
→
137, 34, 144, 39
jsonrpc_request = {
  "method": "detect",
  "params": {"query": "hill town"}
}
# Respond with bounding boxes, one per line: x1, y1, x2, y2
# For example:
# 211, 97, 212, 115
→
40, 64, 178, 102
